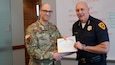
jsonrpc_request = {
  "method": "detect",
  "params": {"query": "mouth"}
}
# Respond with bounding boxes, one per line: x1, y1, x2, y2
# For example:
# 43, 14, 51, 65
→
78, 14, 84, 17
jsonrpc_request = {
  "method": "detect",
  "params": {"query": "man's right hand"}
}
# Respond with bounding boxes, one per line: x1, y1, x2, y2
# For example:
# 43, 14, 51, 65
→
53, 53, 62, 61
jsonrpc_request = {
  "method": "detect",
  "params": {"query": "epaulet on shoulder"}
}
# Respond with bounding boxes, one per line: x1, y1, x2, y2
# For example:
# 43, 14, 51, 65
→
98, 21, 106, 30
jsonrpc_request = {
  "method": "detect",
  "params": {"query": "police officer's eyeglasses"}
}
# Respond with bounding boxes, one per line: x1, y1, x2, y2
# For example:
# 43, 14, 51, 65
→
41, 10, 53, 13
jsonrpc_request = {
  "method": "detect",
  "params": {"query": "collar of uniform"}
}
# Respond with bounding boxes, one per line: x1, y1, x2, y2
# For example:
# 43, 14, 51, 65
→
36, 20, 49, 31
78, 20, 90, 27
37, 20, 49, 26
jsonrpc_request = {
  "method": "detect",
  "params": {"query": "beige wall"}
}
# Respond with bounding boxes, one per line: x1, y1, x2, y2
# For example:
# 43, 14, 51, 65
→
11, 0, 25, 65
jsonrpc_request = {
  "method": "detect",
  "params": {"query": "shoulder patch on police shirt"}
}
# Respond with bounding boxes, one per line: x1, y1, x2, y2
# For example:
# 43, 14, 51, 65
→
98, 22, 106, 30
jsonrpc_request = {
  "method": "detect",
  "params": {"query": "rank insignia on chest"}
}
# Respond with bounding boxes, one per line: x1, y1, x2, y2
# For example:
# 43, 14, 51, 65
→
87, 25, 92, 31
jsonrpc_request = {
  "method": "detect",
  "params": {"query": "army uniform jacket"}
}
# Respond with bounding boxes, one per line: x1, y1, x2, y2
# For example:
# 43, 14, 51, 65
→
25, 20, 61, 65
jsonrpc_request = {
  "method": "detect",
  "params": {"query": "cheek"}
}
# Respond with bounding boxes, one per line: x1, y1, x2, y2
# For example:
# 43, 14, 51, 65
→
76, 13, 79, 17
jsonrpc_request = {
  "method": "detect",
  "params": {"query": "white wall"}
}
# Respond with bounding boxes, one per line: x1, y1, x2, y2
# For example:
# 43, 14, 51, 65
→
11, 0, 25, 65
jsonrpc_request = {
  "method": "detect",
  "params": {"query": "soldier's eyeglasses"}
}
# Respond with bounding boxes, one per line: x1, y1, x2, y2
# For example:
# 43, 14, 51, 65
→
41, 10, 53, 13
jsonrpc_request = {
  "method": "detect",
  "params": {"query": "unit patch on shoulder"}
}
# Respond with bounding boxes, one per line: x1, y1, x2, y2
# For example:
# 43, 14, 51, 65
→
98, 22, 106, 30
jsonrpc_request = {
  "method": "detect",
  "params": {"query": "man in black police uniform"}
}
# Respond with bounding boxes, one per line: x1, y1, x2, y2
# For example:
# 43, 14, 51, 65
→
73, 1, 110, 65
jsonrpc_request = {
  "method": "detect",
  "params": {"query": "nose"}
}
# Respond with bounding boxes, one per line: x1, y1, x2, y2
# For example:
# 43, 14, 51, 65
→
46, 12, 50, 15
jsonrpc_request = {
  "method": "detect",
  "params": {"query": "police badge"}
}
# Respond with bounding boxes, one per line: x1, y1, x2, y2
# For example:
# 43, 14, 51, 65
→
87, 25, 92, 31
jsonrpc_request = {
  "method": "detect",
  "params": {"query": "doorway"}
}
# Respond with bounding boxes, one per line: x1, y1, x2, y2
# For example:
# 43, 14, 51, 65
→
23, 0, 41, 65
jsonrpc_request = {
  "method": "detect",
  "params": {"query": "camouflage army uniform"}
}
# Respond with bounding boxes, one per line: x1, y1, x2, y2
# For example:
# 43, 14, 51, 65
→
25, 20, 61, 65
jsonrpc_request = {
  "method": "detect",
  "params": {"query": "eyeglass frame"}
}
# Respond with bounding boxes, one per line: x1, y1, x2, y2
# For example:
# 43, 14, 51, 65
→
41, 10, 53, 13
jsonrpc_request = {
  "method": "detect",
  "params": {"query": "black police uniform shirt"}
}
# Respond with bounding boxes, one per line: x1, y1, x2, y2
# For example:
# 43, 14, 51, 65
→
72, 15, 109, 59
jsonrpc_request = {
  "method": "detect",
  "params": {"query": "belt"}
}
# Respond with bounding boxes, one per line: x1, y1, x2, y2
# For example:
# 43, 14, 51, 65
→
79, 55, 102, 64
79, 58, 90, 63
33, 59, 53, 63
33, 59, 55, 65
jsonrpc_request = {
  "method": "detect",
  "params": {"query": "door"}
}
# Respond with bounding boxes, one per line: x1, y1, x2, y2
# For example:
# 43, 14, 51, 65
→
0, 0, 13, 65
23, 0, 41, 65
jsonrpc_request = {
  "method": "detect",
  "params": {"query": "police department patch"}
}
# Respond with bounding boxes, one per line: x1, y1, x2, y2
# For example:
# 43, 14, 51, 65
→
98, 22, 106, 30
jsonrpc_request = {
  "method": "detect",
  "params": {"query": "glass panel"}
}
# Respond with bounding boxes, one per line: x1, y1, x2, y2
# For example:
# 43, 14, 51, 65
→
0, 0, 13, 65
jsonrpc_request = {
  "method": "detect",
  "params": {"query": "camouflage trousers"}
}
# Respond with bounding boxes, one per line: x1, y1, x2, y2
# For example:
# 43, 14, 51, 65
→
29, 59, 61, 65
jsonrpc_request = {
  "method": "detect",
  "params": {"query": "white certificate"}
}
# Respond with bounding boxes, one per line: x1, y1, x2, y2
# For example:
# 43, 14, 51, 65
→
57, 36, 77, 53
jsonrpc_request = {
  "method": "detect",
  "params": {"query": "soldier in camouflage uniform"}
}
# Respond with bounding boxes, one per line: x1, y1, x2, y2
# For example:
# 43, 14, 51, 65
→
25, 3, 62, 65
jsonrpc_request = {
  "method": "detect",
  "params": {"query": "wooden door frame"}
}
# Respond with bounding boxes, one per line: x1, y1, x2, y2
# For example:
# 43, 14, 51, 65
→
23, 0, 41, 65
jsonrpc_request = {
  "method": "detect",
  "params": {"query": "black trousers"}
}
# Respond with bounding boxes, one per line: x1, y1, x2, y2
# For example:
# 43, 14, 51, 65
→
78, 60, 106, 65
